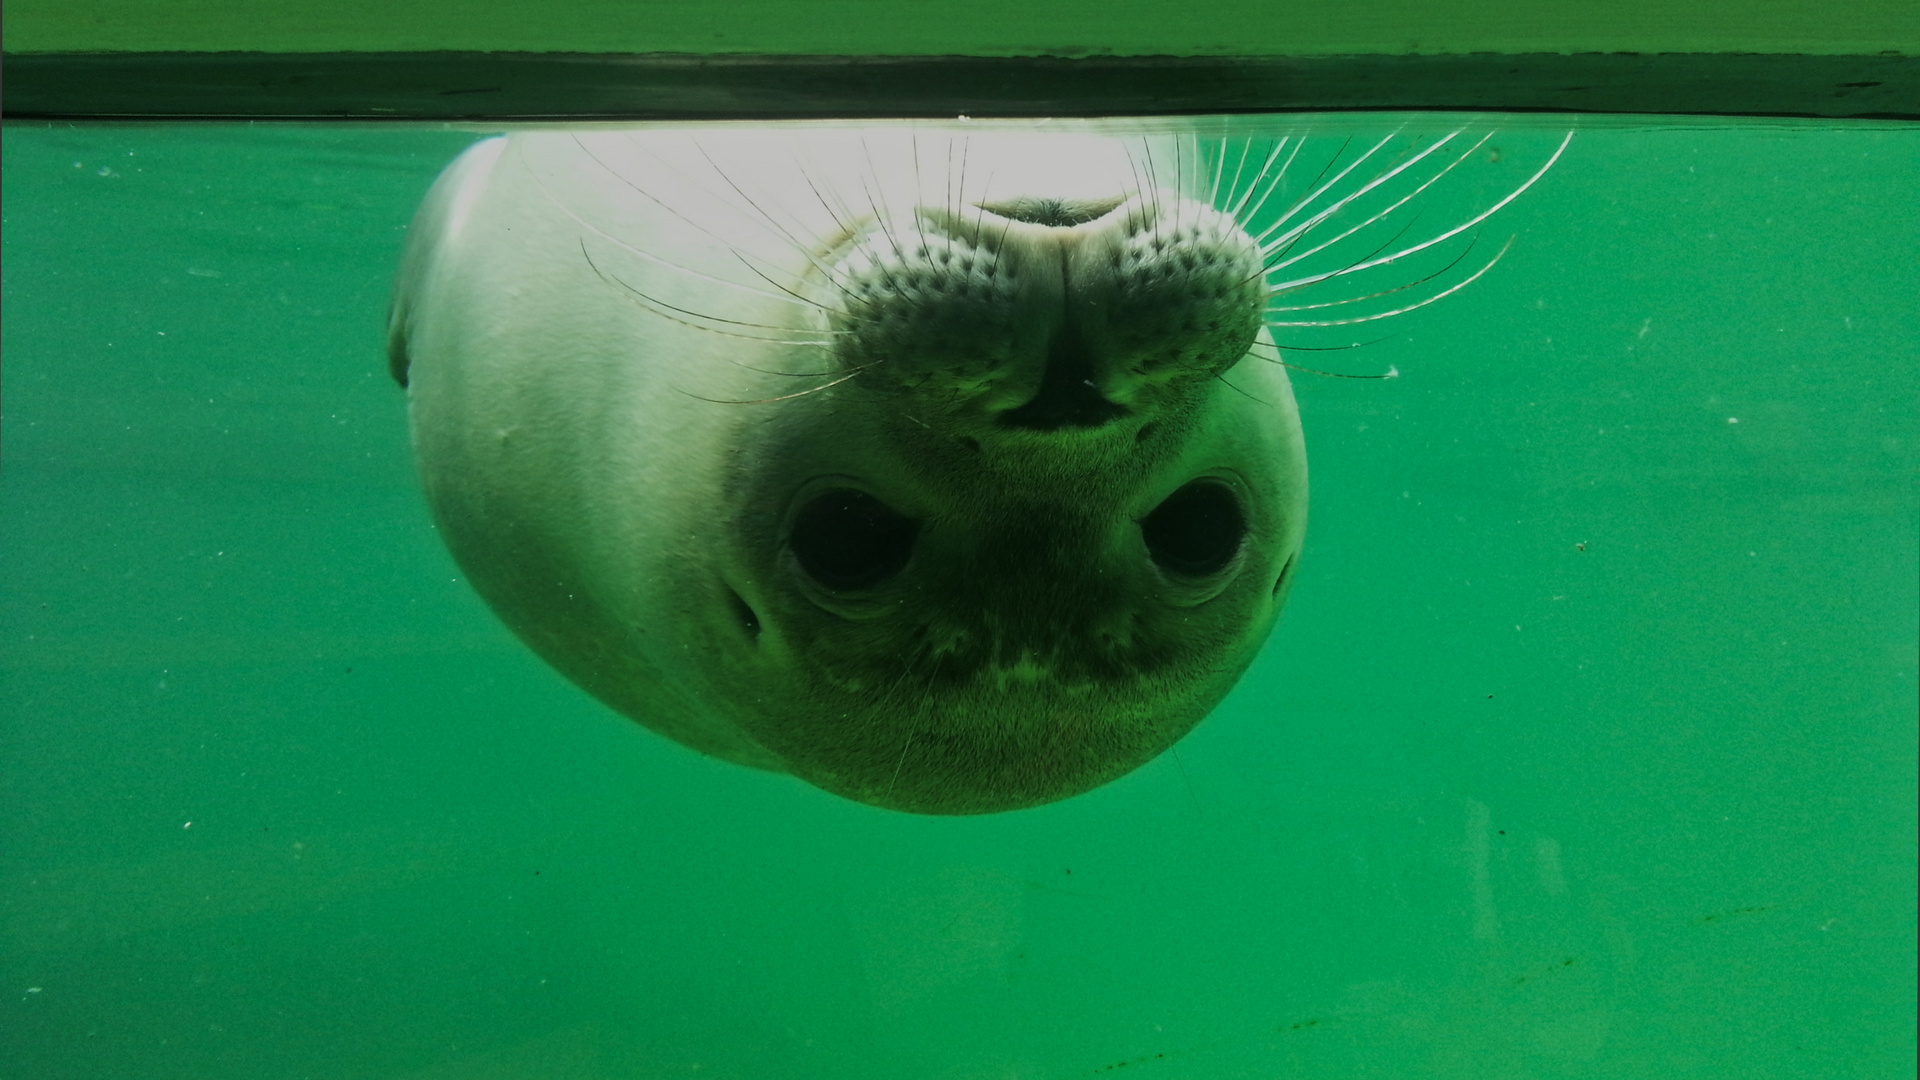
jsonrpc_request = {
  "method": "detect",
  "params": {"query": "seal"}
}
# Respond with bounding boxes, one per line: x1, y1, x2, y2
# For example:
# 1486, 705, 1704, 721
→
388, 124, 1566, 814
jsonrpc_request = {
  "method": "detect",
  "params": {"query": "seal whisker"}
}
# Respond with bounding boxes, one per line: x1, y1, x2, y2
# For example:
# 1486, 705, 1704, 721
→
1246, 131, 1403, 249
579, 241, 843, 345
517, 140, 820, 312
1252, 144, 1437, 275
944, 136, 970, 238
1171, 745, 1204, 815
1187, 133, 1207, 223
1238, 131, 1336, 233
1249, 334, 1395, 353
882, 650, 944, 802
941, 136, 990, 299
815, 140, 933, 326
675, 364, 874, 406
657, 146, 891, 323
1161, 136, 1182, 227
1176, 134, 1198, 229
1220, 137, 1281, 221
1211, 371, 1271, 404
1267, 131, 1573, 295
1207, 136, 1242, 214
734, 363, 870, 378
1230, 137, 1302, 223
1143, 138, 1170, 246
1255, 136, 1482, 286
931, 132, 946, 221
560, 135, 834, 308
909, 131, 934, 299
1250, 210, 1425, 298
1268, 359, 1400, 379
687, 141, 879, 300
623, 131, 869, 292
968, 146, 1013, 249
788, 165, 898, 319
605, 135, 891, 331
792, 162, 861, 241
1123, 138, 1146, 234
1266, 235, 1515, 327
1214, 135, 1254, 215
884, 729, 914, 801
1250, 134, 1451, 286
1255, 131, 1470, 267
1123, 139, 1152, 242
1172, 134, 1187, 213
1262, 234, 1476, 313
857, 137, 914, 268
727, 247, 857, 317
1227, 135, 1263, 212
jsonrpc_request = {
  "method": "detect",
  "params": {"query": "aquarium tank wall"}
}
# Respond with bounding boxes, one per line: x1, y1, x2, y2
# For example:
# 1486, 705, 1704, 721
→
3, 4, 1916, 1078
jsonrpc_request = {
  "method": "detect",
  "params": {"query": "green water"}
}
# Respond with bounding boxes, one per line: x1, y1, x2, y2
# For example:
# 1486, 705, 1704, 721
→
2, 119, 1915, 1078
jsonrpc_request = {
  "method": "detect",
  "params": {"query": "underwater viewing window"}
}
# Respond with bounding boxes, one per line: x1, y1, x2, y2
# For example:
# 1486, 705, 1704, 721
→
2, 38, 1916, 1080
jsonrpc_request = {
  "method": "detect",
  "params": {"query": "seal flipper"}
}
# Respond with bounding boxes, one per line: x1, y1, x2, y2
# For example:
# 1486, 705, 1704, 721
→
386, 137, 510, 389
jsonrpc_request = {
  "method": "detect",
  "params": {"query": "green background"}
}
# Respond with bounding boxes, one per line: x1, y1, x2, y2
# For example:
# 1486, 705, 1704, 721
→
2, 118, 1914, 1077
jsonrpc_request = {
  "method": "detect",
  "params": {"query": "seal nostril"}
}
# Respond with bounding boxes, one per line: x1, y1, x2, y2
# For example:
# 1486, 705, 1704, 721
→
728, 589, 762, 639
1142, 480, 1246, 578
789, 489, 919, 591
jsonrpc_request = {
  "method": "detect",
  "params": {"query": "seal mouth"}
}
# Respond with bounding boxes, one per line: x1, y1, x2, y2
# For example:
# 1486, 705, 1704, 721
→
996, 377, 1129, 431
994, 321, 1131, 432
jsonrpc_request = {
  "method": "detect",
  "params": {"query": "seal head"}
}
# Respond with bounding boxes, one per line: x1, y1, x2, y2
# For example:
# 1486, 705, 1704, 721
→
390, 128, 1308, 813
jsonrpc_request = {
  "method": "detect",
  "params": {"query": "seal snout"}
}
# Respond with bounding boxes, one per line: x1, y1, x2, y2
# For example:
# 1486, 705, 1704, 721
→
826, 191, 1268, 436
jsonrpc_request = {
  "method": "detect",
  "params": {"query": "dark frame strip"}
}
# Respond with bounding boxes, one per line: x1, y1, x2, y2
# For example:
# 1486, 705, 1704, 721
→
5, 51, 1916, 121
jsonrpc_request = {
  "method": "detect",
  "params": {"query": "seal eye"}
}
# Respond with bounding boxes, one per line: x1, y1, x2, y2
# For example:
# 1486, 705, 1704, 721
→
1142, 480, 1246, 578
789, 489, 919, 591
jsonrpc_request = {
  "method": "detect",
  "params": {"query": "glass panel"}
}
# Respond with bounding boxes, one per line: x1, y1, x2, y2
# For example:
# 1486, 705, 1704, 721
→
3, 117, 1914, 1077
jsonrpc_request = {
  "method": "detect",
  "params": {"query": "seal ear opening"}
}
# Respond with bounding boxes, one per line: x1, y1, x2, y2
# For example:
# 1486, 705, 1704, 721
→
386, 328, 413, 389
1272, 553, 1297, 598
387, 136, 511, 390
728, 589, 762, 640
